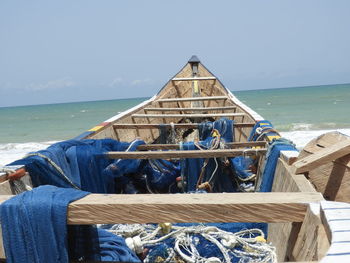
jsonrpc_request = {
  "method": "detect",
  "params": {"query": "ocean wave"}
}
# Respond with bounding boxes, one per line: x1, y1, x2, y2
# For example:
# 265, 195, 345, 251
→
277, 122, 344, 132
0, 141, 57, 166
281, 128, 350, 149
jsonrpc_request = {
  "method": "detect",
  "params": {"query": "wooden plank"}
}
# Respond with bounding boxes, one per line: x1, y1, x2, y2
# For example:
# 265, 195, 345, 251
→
268, 157, 319, 261
172, 76, 216, 81
113, 122, 254, 129
144, 106, 237, 112
0, 192, 323, 224
157, 96, 227, 102
294, 140, 350, 174
68, 192, 324, 224
292, 203, 329, 262
297, 132, 350, 202
105, 148, 267, 159
280, 150, 300, 165
131, 113, 245, 118
271, 159, 315, 193
137, 141, 267, 150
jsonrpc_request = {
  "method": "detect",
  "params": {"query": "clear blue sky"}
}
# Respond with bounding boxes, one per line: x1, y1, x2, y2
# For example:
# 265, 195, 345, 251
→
1, 0, 350, 107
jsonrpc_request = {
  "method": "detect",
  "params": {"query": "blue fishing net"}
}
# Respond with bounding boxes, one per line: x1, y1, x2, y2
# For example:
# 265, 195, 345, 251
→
199, 117, 235, 142
247, 119, 298, 192
181, 137, 236, 192
0, 185, 140, 263
259, 138, 297, 192
9, 139, 132, 193
4, 117, 285, 262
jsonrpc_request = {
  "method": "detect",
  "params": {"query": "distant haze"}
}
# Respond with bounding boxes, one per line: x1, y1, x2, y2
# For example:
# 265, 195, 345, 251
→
1, 0, 350, 107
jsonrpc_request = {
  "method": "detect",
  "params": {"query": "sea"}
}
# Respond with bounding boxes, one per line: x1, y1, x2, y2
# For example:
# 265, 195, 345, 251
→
1, 83, 349, 166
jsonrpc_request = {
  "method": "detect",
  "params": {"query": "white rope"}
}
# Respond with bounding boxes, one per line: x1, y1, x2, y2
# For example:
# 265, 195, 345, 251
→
106, 224, 277, 263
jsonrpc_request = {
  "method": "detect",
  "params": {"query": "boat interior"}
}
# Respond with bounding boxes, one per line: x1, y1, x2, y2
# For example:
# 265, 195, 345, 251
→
0, 56, 350, 262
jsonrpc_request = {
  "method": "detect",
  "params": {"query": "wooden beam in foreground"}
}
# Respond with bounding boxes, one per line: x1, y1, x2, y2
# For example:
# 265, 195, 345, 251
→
105, 148, 267, 159
144, 106, 237, 112
131, 113, 245, 118
137, 141, 267, 150
113, 122, 254, 129
294, 140, 350, 174
0, 192, 323, 224
157, 96, 227, 102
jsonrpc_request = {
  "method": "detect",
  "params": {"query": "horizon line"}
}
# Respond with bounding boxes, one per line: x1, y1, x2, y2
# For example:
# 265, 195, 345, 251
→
1, 81, 349, 109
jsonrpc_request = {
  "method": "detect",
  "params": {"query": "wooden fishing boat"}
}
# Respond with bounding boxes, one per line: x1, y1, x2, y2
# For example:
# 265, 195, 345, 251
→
0, 56, 350, 262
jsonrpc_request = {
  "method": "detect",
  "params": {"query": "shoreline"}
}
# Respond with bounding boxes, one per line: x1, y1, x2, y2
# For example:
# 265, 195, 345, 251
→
1, 127, 350, 167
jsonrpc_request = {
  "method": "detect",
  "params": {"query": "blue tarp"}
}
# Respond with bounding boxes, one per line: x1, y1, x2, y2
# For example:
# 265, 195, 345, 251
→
0, 185, 140, 263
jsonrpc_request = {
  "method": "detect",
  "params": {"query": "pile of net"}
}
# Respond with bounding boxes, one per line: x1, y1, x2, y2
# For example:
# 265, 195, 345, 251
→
2, 118, 290, 262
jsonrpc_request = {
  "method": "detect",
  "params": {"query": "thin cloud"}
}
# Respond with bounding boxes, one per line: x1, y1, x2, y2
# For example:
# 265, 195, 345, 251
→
26, 78, 75, 91
108, 77, 123, 87
130, 78, 152, 86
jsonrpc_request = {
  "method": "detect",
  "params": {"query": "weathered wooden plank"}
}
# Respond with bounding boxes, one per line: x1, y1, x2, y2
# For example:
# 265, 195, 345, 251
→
172, 77, 216, 81
70, 192, 323, 224
297, 132, 350, 202
294, 140, 350, 174
131, 113, 245, 118
105, 148, 267, 159
157, 96, 227, 102
292, 203, 329, 261
0, 192, 322, 225
113, 122, 254, 129
268, 156, 319, 261
144, 106, 237, 112
137, 141, 267, 150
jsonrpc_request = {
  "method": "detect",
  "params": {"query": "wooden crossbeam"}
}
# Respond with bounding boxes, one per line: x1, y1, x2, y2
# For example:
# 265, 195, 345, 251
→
144, 106, 237, 112
294, 140, 350, 174
157, 96, 227, 102
105, 148, 267, 159
172, 77, 216, 81
131, 113, 245, 118
113, 122, 254, 129
0, 192, 323, 224
137, 141, 267, 150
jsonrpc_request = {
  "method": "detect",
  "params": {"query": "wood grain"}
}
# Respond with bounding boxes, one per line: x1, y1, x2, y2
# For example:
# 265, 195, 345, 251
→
297, 132, 350, 202
105, 148, 267, 159
136, 141, 267, 150
172, 76, 216, 81
0, 192, 323, 225
113, 122, 254, 129
294, 140, 350, 174
131, 113, 245, 118
144, 106, 237, 112
157, 96, 227, 102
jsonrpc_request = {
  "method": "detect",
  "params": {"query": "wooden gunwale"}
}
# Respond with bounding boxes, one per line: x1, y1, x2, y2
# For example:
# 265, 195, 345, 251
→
113, 122, 254, 129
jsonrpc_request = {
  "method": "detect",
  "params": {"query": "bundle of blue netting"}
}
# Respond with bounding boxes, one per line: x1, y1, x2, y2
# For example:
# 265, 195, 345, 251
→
1, 118, 290, 262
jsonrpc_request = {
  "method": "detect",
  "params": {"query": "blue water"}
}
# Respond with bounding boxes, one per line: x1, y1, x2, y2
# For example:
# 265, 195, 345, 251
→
0, 83, 349, 144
